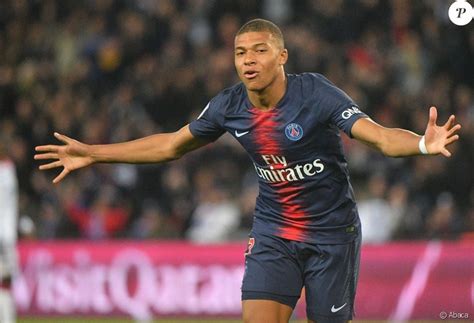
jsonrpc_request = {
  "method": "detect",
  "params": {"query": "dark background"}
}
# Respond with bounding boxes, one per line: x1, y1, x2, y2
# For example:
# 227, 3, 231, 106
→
0, 0, 472, 242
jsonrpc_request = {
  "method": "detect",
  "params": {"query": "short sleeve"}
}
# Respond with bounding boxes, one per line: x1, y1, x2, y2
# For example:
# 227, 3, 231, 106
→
330, 103, 368, 137
189, 96, 226, 142
311, 74, 369, 137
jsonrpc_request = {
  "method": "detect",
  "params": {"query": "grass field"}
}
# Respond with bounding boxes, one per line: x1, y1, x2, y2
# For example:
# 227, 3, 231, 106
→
17, 319, 466, 323
18, 320, 252, 323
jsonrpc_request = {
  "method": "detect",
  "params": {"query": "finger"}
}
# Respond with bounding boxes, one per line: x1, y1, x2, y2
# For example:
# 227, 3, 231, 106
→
39, 161, 63, 170
447, 123, 461, 136
35, 145, 59, 152
445, 134, 459, 145
53, 168, 70, 184
440, 148, 451, 158
54, 132, 72, 144
34, 153, 58, 160
428, 106, 437, 127
443, 115, 456, 130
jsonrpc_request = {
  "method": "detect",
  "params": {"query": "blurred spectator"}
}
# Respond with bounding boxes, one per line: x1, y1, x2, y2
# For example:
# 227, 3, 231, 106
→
238, 170, 260, 235
66, 185, 130, 240
0, 0, 471, 242
129, 200, 178, 240
358, 174, 405, 244
426, 192, 462, 240
186, 169, 241, 243
36, 198, 62, 239
0, 138, 19, 323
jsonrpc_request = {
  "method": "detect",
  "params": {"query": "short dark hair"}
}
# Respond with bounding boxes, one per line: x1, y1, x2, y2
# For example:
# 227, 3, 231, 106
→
236, 18, 284, 48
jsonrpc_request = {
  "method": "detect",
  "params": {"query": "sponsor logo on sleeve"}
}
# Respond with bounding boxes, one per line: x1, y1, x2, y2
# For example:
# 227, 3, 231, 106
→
341, 106, 362, 120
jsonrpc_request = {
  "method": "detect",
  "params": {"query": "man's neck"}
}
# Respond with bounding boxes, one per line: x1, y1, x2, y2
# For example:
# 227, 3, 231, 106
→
247, 71, 287, 110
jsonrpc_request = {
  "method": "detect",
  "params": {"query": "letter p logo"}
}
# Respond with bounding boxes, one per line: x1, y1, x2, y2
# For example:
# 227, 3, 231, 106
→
449, 0, 473, 26
457, 7, 467, 18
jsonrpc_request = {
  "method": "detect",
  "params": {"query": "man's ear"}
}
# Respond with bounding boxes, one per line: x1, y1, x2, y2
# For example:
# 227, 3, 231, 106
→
279, 48, 288, 65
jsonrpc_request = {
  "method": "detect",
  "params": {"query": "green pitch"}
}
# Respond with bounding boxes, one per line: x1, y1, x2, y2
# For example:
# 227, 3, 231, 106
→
17, 318, 458, 323
18, 319, 290, 323
18, 319, 244, 323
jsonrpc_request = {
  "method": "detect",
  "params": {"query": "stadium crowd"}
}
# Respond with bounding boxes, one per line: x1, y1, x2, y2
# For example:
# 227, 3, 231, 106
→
0, 0, 472, 243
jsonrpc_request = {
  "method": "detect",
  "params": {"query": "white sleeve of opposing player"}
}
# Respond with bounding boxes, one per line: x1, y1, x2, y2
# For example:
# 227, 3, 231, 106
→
0, 162, 19, 245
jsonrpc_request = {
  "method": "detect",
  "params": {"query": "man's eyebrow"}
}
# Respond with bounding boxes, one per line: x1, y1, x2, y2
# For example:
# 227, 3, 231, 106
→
235, 42, 269, 51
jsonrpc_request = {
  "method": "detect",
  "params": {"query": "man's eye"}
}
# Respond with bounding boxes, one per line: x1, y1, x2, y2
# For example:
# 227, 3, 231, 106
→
257, 49, 267, 53
236, 52, 244, 56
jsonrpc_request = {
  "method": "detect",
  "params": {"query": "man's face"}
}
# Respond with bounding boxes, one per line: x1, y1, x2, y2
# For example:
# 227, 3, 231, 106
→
234, 31, 287, 92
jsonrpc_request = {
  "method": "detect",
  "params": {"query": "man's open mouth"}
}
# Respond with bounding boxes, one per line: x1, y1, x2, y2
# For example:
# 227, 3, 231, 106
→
244, 71, 259, 79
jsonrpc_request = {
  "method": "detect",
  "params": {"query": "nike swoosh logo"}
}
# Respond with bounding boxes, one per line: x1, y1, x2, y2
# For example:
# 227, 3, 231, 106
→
235, 130, 250, 138
331, 303, 347, 313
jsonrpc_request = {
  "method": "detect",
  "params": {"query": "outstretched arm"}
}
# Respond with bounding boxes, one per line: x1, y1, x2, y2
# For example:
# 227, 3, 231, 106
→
34, 124, 210, 183
351, 106, 461, 157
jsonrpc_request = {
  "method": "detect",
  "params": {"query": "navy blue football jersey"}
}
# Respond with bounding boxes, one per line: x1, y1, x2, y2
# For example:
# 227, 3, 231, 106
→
189, 73, 368, 244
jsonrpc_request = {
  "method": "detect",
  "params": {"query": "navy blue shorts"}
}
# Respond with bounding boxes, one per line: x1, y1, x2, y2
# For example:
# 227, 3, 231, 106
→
241, 231, 361, 322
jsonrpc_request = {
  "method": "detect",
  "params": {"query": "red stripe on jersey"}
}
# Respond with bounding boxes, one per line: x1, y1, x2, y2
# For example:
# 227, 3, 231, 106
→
251, 108, 309, 241
251, 108, 280, 155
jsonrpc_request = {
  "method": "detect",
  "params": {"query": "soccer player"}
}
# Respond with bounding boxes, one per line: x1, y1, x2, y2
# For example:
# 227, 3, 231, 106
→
35, 19, 461, 323
0, 140, 19, 323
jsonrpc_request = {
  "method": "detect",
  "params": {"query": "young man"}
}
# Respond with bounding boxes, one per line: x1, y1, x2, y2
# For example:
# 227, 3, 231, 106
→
0, 140, 19, 323
35, 19, 461, 323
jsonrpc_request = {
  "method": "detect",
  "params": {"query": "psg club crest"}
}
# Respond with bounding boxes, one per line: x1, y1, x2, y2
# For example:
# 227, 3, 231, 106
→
285, 123, 303, 141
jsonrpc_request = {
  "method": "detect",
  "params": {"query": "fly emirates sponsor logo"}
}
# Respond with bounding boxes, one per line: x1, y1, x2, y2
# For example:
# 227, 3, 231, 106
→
254, 154, 325, 183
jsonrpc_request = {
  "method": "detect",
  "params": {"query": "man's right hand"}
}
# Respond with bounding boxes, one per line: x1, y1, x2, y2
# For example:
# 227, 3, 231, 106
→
35, 132, 94, 184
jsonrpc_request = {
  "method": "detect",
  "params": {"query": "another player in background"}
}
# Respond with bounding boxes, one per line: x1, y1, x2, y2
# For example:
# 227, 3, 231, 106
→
0, 139, 19, 323
35, 19, 461, 323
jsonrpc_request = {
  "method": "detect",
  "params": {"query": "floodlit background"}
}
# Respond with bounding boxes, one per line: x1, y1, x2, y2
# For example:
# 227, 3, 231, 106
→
0, 0, 472, 322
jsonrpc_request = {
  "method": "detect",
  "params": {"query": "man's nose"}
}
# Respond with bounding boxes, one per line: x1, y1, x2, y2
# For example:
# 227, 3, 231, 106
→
244, 52, 256, 65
